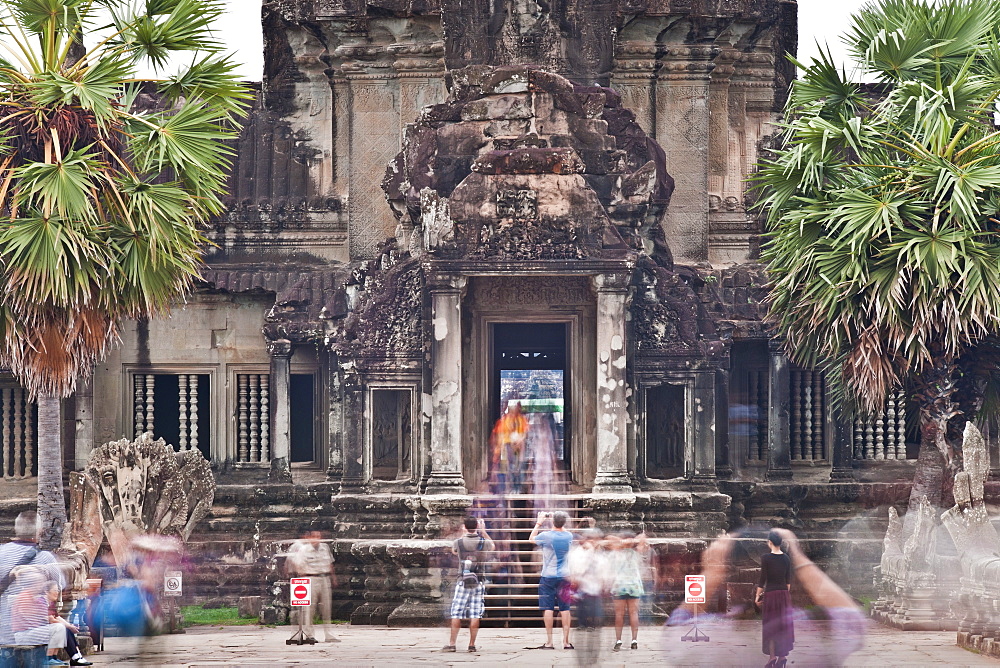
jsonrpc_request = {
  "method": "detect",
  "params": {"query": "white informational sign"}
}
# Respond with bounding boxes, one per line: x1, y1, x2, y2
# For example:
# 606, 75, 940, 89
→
684, 574, 706, 604
164, 571, 183, 597
290, 577, 312, 607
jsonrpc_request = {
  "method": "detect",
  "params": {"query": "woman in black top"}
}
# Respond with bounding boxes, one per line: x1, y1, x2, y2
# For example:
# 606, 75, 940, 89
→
755, 530, 794, 668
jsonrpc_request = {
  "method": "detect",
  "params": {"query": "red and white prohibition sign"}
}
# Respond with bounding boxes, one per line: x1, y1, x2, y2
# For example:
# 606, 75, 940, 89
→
290, 577, 312, 607
684, 574, 706, 604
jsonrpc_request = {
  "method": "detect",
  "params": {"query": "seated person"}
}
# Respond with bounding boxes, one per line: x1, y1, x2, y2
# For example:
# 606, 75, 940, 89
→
11, 571, 67, 666
43, 581, 92, 666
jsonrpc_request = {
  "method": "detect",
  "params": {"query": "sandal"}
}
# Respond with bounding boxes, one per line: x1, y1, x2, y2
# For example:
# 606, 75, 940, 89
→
468, 646, 477, 653
441, 645, 456, 652
564, 644, 574, 650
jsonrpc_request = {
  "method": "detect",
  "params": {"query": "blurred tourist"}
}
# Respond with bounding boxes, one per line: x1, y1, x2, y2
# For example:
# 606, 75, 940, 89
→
10, 571, 68, 665
566, 528, 608, 664
529, 510, 574, 650
287, 530, 339, 643
756, 530, 793, 668
609, 531, 648, 651
442, 517, 494, 653
0, 511, 64, 647
491, 401, 529, 495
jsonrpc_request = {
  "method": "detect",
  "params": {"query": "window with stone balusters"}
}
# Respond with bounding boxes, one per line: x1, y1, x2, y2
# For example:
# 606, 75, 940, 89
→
0, 381, 37, 479
851, 388, 918, 461
132, 373, 212, 461
235, 373, 271, 465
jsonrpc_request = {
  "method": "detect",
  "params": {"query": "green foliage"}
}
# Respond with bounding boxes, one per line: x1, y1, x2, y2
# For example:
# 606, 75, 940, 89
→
180, 605, 259, 627
0, 0, 251, 398
756, 0, 1000, 414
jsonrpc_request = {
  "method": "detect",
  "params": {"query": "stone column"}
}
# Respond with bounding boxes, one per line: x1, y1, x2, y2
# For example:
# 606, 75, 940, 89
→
715, 365, 733, 479
766, 339, 792, 481
326, 351, 344, 481
267, 339, 293, 483
655, 43, 715, 262
611, 41, 657, 135
73, 374, 94, 470
339, 367, 365, 491
592, 273, 633, 494
830, 404, 855, 481
692, 371, 717, 484
425, 273, 466, 494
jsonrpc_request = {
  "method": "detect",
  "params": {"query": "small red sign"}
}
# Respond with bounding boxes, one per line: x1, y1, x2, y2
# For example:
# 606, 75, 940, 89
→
290, 577, 312, 606
685, 574, 706, 604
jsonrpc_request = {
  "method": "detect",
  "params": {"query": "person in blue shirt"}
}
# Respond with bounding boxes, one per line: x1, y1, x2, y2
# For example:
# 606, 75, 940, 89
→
529, 510, 574, 650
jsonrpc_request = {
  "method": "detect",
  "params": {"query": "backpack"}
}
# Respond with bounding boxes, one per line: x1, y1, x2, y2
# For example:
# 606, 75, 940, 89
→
456, 536, 486, 589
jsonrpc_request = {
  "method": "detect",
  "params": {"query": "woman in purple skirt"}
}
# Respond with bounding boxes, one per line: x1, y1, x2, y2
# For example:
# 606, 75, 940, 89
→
755, 530, 794, 668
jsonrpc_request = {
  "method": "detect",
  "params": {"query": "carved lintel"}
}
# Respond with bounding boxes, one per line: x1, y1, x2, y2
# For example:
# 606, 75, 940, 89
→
591, 271, 632, 293
424, 271, 467, 294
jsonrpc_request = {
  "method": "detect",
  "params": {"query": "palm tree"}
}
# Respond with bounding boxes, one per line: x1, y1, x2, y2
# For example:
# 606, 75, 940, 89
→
0, 0, 250, 548
756, 0, 1000, 503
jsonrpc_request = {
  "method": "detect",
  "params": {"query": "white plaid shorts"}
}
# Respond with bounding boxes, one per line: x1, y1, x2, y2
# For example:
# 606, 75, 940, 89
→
449, 579, 487, 619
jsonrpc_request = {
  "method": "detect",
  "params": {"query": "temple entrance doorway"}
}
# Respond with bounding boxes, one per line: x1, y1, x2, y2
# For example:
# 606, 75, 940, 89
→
464, 276, 597, 491
490, 323, 570, 494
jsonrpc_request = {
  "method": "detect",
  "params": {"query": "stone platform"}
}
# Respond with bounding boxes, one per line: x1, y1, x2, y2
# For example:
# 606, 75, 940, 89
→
84, 621, 998, 666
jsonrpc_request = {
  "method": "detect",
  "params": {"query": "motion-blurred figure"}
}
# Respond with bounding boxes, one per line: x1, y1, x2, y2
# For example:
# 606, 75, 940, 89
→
442, 517, 494, 653
529, 511, 574, 650
10, 571, 67, 665
669, 527, 867, 666
567, 528, 608, 664
527, 412, 557, 505
0, 511, 64, 648
287, 530, 339, 643
609, 531, 648, 651
491, 402, 529, 495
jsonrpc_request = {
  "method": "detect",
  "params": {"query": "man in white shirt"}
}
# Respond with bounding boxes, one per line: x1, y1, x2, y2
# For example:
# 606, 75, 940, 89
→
286, 531, 338, 643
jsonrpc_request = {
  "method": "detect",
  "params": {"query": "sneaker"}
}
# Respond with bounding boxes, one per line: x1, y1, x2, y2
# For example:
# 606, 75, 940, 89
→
70, 660, 93, 667
45, 660, 67, 666
613, 640, 622, 652
630, 640, 638, 650
323, 636, 341, 643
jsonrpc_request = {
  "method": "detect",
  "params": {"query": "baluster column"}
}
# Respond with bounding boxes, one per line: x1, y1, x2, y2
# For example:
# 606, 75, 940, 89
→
13, 389, 23, 478
144, 374, 155, 435
238, 374, 249, 462
134, 375, 145, 439
250, 375, 261, 462
812, 373, 824, 459
24, 398, 34, 477
791, 371, 802, 460
755, 369, 768, 461
189, 376, 199, 454
179, 375, 189, 451
896, 390, 907, 459
2, 388, 11, 478
260, 375, 270, 462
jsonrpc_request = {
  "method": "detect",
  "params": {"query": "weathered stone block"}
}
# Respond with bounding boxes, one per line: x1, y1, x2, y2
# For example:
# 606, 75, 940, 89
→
471, 147, 586, 175
460, 95, 533, 121
238, 596, 262, 618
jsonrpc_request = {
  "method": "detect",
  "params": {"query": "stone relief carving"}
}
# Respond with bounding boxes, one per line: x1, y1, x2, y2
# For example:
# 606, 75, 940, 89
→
474, 276, 592, 307
496, 189, 538, 219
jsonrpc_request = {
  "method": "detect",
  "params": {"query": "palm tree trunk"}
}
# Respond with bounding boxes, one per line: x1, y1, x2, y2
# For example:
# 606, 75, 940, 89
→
36, 392, 66, 550
910, 355, 961, 510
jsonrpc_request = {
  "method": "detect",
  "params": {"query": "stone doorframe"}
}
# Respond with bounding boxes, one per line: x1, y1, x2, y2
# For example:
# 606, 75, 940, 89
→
463, 275, 597, 490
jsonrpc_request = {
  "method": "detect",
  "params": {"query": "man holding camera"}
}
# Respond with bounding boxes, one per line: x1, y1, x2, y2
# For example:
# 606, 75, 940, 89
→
529, 510, 574, 650
443, 517, 494, 653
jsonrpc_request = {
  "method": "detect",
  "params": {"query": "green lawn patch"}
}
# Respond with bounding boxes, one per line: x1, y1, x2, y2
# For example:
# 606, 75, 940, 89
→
180, 605, 259, 627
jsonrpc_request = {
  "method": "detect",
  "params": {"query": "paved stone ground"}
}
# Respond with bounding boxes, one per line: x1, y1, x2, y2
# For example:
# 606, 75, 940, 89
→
87, 619, 999, 667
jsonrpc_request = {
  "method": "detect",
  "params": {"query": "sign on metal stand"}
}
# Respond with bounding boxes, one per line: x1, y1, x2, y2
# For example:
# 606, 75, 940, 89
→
287, 577, 316, 645
681, 574, 710, 642
163, 571, 184, 634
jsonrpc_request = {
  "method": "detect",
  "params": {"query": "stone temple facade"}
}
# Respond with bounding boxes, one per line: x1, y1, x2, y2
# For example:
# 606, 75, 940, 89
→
0, 0, 947, 623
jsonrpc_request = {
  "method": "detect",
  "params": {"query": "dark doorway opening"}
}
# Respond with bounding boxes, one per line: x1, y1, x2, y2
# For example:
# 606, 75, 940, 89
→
290, 374, 315, 463
491, 322, 569, 470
